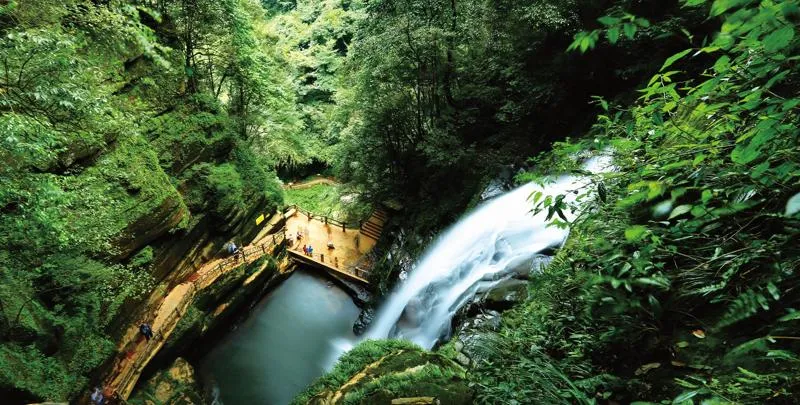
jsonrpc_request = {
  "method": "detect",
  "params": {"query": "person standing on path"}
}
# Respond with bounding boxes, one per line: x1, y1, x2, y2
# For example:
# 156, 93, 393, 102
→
90, 386, 105, 405
139, 323, 154, 341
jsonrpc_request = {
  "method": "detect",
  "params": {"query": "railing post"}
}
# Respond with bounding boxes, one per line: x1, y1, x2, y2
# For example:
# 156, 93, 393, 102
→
342, 222, 345, 232
321, 254, 324, 263
335, 257, 339, 268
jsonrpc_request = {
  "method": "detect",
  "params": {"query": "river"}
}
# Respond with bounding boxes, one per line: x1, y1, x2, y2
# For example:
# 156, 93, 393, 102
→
199, 270, 359, 405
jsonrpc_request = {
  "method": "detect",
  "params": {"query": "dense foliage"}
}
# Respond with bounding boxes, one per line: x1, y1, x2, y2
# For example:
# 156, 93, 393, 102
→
3, 0, 799, 403
0, 0, 289, 401
331, 0, 710, 233
470, 1, 800, 403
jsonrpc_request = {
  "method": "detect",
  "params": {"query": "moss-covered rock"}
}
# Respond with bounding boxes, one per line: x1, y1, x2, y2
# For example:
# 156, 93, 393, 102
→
293, 340, 472, 405
128, 358, 206, 405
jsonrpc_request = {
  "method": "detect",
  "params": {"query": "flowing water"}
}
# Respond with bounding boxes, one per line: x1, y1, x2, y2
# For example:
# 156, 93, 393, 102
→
199, 155, 610, 404
200, 270, 360, 405
353, 155, 612, 350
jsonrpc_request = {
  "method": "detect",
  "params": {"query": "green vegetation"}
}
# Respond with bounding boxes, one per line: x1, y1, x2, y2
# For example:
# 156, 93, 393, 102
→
285, 183, 346, 215
468, 1, 800, 404
2, 0, 800, 403
0, 0, 288, 401
293, 0, 800, 404
292, 339, 470, 405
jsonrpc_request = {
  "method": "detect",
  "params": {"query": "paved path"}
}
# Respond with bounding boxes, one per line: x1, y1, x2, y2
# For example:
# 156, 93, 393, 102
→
283, 176, 338, 190
99, 205, 389, 402
100, 230, 286, 401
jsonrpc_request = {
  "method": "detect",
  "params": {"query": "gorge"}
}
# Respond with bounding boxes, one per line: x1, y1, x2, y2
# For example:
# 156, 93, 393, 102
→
2, 1, 800, 405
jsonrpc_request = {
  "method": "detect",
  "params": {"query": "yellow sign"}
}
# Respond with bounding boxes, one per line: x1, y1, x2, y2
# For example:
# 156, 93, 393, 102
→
255, 214, 265, 226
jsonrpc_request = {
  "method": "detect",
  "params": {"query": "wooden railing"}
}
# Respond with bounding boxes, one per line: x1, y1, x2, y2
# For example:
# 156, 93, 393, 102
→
107, 229, 288, 400
195, 230, 286, 287
285, 204, 364, 231
288, 244, 371, 281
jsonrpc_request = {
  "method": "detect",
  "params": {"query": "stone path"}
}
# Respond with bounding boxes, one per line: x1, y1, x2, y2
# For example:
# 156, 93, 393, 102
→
100, 229, 287, 401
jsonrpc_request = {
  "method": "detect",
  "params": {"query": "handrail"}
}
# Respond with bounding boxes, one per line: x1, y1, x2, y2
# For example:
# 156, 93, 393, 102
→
107, 228, 288, 399
287, 243, 370, 281
284, 204, 363, 229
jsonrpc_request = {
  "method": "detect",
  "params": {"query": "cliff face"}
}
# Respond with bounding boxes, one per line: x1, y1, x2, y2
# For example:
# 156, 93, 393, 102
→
0, 3, 285, 400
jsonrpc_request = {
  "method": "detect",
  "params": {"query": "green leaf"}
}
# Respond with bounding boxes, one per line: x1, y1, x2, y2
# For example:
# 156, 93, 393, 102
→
786, 192, 800, 216
623, 23, 637, 40
711, 0, 746, 17
607, 27, 620, 44
625, 225, 648, 241
767, 283, 780, 300
701, 190, 713, 204
713, 55, 730, 73
778, 311, 800, 322
669, 204, 693, 219
661, 49, 692, 72
634, 277, 671, 289
673, 390, 699, 404
763, 25, 795, 53
598, 16, 621, 26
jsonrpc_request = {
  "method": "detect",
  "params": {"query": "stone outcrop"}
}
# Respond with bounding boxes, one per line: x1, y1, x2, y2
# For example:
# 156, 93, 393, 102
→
128, 358, 205, 405
306, 349, 472, 405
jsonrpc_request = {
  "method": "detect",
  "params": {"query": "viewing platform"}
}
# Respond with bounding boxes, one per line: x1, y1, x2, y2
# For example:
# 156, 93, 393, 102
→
283, 204, 390, 285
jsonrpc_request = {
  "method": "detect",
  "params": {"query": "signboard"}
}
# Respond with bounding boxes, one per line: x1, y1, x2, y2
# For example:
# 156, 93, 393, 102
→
255, 214, 265, 226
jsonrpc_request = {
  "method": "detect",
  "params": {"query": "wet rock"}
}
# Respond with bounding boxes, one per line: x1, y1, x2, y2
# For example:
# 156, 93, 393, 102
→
511, 254, 553, 279
455, 352, 471, 367
482, 278, 529, 311
480, 165, 517, 201
353, 307, 375, 335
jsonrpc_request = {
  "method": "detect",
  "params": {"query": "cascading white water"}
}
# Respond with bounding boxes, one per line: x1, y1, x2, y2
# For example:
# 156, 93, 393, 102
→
329, 155, 612, 359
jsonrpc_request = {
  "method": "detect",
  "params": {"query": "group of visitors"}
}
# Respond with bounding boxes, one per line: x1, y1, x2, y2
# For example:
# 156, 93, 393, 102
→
302, 244, 314, 256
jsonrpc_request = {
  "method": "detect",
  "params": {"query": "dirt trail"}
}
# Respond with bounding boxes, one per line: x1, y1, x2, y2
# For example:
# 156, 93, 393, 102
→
283, 176, 339, 190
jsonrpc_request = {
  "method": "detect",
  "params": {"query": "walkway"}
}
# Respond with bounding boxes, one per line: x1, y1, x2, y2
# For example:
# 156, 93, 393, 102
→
284, 206, 389, 284
100, 229, 287, 401
283, 176, 338, 190
99, 205, 389, 402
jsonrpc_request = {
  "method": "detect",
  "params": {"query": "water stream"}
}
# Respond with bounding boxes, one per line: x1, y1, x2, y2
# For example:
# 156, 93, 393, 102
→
200, 155, 610, 404
351, 155, 611, 351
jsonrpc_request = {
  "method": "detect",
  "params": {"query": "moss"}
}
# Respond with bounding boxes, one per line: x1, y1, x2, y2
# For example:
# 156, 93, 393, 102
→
57, 132, 188, 253
292, 340, 471, 405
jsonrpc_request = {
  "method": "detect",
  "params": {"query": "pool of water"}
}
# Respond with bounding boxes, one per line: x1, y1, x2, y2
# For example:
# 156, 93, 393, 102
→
199, 270, 360, 405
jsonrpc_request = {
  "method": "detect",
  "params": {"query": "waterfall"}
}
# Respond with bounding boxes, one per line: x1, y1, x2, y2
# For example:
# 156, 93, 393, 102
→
330, 155, 612, 359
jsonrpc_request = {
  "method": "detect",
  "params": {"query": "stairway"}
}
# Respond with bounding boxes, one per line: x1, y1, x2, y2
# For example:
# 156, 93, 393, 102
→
360, 207, 389, 240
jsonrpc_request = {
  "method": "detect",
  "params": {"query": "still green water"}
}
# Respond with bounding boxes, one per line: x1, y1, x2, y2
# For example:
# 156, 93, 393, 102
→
200, 270, 359, 404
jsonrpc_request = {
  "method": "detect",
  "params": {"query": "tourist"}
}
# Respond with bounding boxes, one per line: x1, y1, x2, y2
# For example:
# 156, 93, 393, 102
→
90, 386, 104, 405
308, 245, 314, 257
327, 240, 335, 249
302, 244, 307, 255
297, 230, 303, 240
227, 242, 237, 256
139, 323, 154, 341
